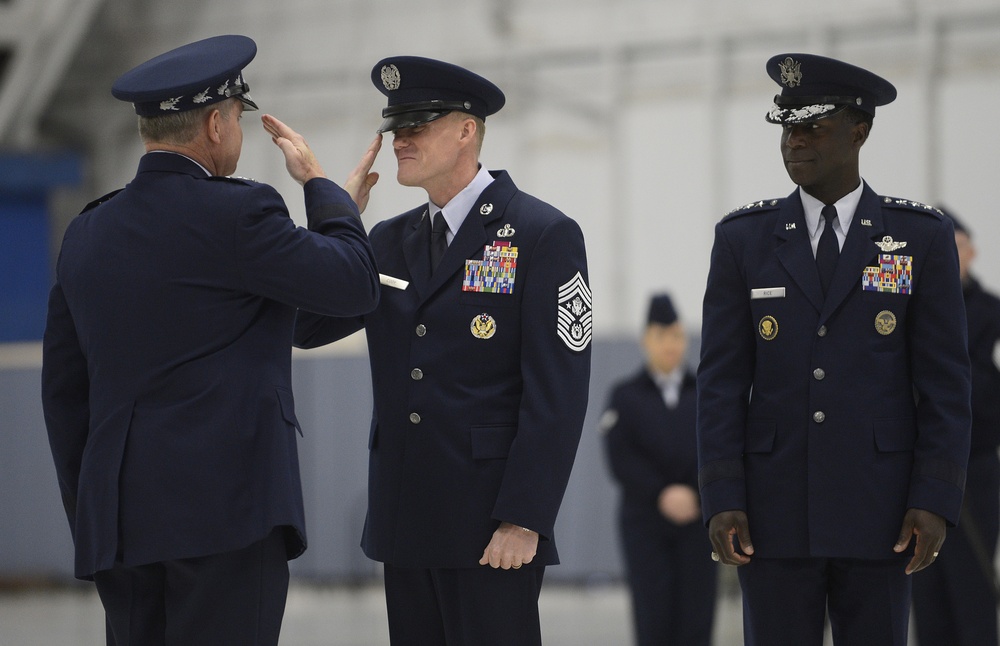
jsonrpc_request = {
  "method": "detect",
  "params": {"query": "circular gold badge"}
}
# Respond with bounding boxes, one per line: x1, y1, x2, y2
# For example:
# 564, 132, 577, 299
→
471, 313, 496, 340
758, 316, 778, 341
875, 310, 897, 336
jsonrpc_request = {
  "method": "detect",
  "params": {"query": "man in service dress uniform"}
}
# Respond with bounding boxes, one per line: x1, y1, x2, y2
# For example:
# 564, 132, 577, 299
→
295, 56, 592, 645
41, 35, 380, 645
601, 294, 717, 646
696, 53, 972, 645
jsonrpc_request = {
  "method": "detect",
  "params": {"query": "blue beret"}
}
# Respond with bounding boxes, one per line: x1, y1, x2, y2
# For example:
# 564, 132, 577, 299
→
112, 35, 258, 117
765, 53, 896, 125
647, 294, 679, 326
371, 56, 505, 133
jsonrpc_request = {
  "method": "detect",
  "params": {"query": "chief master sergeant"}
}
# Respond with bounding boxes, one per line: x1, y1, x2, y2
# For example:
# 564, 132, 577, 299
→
295, 56, 592, 645
696, 53, 972, 646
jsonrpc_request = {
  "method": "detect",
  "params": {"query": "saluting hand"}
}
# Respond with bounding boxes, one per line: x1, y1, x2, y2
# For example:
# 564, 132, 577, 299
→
261, 114, 326, 185
479, 522, 538, 570
893, 508, 945, 574
344, 134, 382, 214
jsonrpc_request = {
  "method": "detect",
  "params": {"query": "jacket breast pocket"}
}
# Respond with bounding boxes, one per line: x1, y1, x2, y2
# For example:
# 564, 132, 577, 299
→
459, 289, 518, 309
471, 424, 517, 459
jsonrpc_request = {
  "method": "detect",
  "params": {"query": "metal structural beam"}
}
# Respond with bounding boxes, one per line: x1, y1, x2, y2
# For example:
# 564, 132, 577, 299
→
0, 0, 105, 148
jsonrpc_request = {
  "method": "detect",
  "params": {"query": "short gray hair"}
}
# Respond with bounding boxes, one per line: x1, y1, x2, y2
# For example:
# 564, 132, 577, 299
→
137, 98, 236, 145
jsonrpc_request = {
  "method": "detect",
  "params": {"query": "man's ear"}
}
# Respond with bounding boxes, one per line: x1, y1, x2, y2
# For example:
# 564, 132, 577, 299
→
459, 116, 477, 143
852, 120, 870, 149
206, 108, 224, 144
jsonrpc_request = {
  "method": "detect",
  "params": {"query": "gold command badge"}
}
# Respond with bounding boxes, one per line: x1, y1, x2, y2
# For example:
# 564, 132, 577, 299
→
471, 313, 497, 340
875, 310, 897, 336
758, 316, 778, 341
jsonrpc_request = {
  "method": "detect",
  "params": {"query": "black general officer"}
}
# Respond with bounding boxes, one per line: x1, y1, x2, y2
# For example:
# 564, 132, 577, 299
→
601, 294, 717, 646
41, 35, 380, 645
912, 209, 1000, 646
696, 53, 972, 646
295, 56, 592, 645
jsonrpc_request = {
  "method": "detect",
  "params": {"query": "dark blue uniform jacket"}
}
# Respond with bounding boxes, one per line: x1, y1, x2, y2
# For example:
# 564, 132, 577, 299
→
697, 184, 972, 559
42, 152, 379, 579
296, 170, 592, 568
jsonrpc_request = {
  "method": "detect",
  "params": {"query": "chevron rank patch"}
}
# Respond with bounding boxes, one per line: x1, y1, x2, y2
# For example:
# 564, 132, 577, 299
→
557, 272, 593, 352
862, 254, 913, 294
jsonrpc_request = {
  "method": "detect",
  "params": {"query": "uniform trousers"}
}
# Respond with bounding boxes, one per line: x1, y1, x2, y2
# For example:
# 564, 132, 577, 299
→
382, 562, 545, 646
93, 527, 289, 646
738, 557, 910, 646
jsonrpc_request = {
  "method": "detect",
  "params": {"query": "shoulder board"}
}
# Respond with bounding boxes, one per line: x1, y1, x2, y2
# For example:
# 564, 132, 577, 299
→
722, 198, 783, 222
80, 188, 124, 213
206, 175, 258, 186
879, 196, 945, 217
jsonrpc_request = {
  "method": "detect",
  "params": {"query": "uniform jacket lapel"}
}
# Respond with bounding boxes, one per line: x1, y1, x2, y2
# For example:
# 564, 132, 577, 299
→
402, 209, 432, 301
774, 193, 825, 313
819, 184, 885, 322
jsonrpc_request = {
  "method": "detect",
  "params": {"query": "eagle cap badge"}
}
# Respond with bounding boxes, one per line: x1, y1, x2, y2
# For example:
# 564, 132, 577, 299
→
779, 57, 803, 88
381, 64, 401, 91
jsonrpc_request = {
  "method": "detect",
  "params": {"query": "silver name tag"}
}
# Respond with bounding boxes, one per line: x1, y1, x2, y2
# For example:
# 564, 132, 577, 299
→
379, 274, 409, 290
751, 287, 785, 299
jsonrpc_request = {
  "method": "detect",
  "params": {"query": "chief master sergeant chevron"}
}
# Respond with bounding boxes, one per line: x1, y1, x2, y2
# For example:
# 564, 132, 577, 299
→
295, 56, 592, 646
696, 53, 971, 646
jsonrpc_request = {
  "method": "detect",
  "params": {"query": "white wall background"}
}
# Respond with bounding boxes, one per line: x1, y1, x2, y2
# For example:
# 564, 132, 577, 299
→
33, 0, 1000, 337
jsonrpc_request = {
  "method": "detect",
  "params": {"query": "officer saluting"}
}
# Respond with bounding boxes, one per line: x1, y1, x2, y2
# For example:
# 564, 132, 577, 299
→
42, 35, 380, 645
696, 53, 972, 645
295, 57, 592, 645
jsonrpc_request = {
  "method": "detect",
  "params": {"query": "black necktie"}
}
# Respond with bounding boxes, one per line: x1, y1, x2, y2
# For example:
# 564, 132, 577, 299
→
430, 212, 449, 273
817, 204, 840, 296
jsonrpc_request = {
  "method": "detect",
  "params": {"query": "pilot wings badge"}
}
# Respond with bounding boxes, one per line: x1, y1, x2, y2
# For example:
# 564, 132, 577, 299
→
875, 236, 907, 252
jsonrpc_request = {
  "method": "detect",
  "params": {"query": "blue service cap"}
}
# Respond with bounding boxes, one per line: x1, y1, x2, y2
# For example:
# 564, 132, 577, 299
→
112, 35, 258, 117
647, 294, 679, 326
765, 53, 896, 125
371, 56, 505, 133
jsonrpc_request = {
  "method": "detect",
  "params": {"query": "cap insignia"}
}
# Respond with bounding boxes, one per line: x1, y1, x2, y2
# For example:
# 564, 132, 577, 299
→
779, 57, 803, 88
160, 97, 182, 111
193, 88, 212, 104
381, 64, 401, 91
